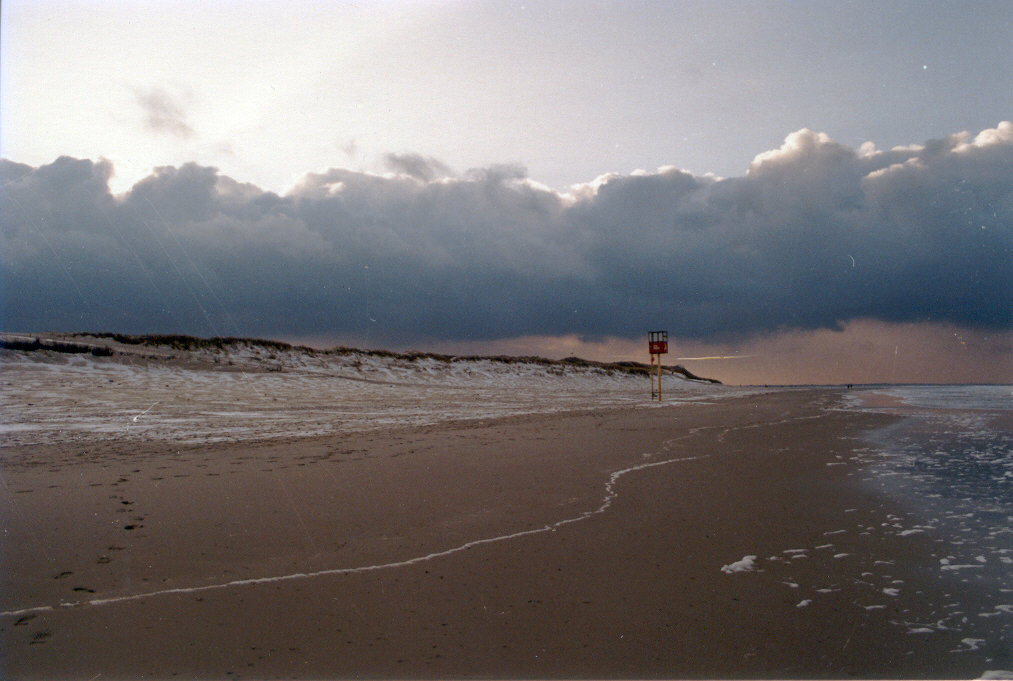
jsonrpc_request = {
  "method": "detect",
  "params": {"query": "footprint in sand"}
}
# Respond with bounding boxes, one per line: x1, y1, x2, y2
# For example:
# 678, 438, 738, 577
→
29, 630, 51, 645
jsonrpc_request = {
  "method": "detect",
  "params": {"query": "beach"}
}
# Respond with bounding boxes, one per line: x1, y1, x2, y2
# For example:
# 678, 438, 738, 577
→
3, 374, 1007, 679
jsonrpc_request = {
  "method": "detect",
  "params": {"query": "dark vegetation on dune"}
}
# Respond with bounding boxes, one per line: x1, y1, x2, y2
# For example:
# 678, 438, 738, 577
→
2, 332, 721, 383
0, 336, 114, 357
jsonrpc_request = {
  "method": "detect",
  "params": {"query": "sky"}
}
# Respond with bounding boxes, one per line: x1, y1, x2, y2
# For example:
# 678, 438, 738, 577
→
1, 0, 1011, 384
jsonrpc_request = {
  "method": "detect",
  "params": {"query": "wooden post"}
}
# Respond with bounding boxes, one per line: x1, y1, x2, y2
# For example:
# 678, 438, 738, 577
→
648, 330, 668, 402
650, 354, 655, 398
657, 355, 662, 401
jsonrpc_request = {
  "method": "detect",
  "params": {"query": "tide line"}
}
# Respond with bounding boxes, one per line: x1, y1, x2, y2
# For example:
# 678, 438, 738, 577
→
0, 447, 708, 619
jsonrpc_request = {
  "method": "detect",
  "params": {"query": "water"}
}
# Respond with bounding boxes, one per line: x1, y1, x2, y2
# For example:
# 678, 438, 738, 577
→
875, 384, 1013, 411
845, 384, 1013, 668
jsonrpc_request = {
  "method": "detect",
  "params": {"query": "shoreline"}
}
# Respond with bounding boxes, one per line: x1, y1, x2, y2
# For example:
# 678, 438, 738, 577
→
1, 389, 1002, 678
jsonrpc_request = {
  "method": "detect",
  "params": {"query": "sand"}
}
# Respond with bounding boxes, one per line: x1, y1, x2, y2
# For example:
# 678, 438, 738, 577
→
0, 389, 997, 679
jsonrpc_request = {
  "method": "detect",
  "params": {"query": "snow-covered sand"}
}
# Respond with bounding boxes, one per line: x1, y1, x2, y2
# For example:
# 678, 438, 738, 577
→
1, 334, 733, 446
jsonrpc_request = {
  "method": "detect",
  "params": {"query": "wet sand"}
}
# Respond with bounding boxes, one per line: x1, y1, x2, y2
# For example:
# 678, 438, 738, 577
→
0, 389, 993, 678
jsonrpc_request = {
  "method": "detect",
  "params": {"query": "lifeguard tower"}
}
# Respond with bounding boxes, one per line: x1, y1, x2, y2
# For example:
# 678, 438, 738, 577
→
648, 330, 668, 401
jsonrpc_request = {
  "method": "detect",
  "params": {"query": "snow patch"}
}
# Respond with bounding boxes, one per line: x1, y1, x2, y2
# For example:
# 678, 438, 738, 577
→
955, 638, 986, 652
1, 342, 746, 446
721, 555, 758, 574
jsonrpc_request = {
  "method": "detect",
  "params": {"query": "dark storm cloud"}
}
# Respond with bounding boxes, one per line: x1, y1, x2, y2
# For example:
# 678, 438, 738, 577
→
134, 87, 195, 138
2, 123, 1010, 343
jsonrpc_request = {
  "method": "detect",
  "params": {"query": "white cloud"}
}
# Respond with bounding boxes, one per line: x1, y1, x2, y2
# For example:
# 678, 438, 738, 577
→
959, 120, 1013, 151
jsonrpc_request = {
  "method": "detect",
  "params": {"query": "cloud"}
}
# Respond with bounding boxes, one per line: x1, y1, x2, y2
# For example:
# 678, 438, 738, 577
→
384, 153, 453, 182
1, 124, 1010, 349
134, 86, 195, 138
